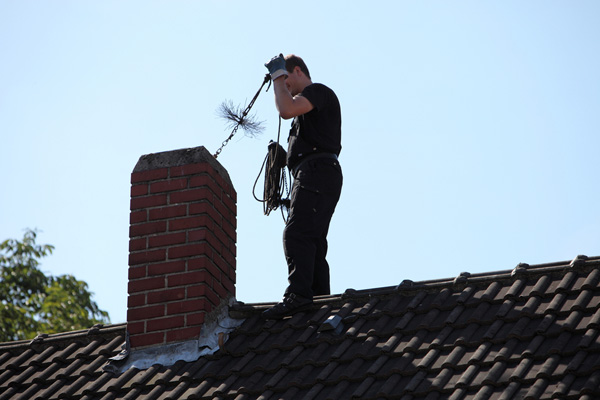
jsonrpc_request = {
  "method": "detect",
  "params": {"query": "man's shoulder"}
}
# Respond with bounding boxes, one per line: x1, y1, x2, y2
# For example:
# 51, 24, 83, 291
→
302, 83, 339, 106
304, 83, 335, 94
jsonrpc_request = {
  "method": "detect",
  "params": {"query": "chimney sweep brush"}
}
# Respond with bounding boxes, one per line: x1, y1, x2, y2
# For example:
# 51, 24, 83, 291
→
213, 74, 271, 158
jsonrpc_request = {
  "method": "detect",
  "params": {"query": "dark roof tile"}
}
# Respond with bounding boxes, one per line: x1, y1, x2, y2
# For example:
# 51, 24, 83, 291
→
26, 344, 57, 367
157, 380, 189, 400
4, 258, 600, 399
182, 376, 215, 398
6, 348, 35, 370
146, 362, 182, 386
248, 330, 271, 350
214, 374, 240, 397
580, 328, 600, 349
297, 324, 319, 343
582, 268, 600, 288
380, 331, 403, 353
438, 345, 466, 369
62, 374, 91, 398
556, 270, 578, 292
505, 277, 527, 298
176, 356, 206, 381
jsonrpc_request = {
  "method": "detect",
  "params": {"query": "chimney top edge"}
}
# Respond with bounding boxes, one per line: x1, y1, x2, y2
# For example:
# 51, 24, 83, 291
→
133, 146, 231, 185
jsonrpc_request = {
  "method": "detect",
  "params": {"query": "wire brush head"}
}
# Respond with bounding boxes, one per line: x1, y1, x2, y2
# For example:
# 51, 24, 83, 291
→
217, 100, 265, 138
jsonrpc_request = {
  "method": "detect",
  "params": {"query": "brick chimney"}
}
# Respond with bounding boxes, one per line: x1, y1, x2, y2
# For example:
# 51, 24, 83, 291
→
126, 146, 236, 350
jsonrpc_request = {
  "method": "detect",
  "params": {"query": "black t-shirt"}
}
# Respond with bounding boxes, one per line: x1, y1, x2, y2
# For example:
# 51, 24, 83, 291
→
286, 83, 342, 169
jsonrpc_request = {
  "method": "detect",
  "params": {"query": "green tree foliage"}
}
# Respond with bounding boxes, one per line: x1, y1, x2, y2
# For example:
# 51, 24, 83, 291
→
0, 229, 110, 342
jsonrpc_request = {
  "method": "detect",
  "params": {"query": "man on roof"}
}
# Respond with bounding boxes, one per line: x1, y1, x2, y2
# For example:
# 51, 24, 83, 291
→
262, 54, 343, 319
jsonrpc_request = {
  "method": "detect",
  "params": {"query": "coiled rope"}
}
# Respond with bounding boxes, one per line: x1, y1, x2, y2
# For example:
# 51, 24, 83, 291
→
253, 117, 291, 221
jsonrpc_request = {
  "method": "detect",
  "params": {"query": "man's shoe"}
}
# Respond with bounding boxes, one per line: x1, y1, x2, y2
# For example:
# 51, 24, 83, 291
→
262, 293, 313, 320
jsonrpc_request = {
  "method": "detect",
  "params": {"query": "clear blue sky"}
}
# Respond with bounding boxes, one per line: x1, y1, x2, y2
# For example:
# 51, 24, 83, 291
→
2, 1, 599, 324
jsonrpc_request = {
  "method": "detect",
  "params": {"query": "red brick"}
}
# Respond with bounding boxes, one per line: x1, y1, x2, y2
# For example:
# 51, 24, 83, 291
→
128, 249, 166, 266
128, 265, 147, 280
126, 321, 145, 335
221, 192, 236, 214
150, 178, 188, 194
187, 284, 220, 306
201, 243, 215, 260
220, 182, 236, 203
215, 174, 236, 202
188, 256, 216, 271
188, 202, 221, 225
188, 174, 215, 189
212, 253, 234, 277
186, 311, 206, 326
130, 194, 168, 211
166, 326, 202, 344
130, 210, 147, 224
188, 257, 222, 281
148, 232, 187, 248
129, 331, 165, 348
226, 265, 236, 283
189, 174, 223, 200
222, 272, 235, 290
166, 299, 210, 315
147, 287, 186, 304
170, 164, 210, 177
169, 215, 215, 232
168, 215, 211, 232
209, 168, 229, 191
149, 205, 187, 221
148, 260, 186, 277
170, 188, 214, 204
147, 315, 185, 332
213, 198, 234, 225
212, 225, 230, 248
127, 293, 146, 308
189, 228, 222, 255
168, 243, 210, 260
129, 238, 147, 252
127, 304, 165, 321
223, 205, 237, 228
128, 276, 165, 293
221, 219, 236, 242
221, 204, 237, 229
167, 271, 209, 288
131, 184, 148, 197
222, 276, 235, 296
131, 168, 168, 184
213, 280, 229, 300
224, 236, 236, 256
220, 247, 236, 268
129, 221, 167, 237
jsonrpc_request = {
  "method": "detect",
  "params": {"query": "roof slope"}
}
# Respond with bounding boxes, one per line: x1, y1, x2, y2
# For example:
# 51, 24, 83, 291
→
1, 256, 600, 399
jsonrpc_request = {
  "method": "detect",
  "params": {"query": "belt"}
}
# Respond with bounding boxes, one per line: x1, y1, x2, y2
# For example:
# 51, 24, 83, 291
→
291, 153, 338, 176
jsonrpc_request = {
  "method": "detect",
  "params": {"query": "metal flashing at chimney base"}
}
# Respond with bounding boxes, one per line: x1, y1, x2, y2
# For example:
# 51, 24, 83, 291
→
105, 300, 244, 375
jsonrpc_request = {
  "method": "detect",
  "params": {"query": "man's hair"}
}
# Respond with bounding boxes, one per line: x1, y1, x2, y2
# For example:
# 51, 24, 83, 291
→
285, 54, 311, 79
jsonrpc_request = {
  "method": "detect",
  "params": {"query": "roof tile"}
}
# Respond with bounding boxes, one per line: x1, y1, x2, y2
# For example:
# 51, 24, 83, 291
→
4, 258, 600, 399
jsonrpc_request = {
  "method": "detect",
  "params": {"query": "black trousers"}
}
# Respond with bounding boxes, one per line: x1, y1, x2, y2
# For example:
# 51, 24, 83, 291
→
283, 156, 343, 299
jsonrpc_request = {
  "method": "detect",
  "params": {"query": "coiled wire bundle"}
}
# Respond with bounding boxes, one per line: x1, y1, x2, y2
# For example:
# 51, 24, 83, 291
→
253, 137, 291, 219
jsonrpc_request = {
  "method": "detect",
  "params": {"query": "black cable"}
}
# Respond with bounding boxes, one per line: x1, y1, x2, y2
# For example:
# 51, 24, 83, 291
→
253, 117, 291, 220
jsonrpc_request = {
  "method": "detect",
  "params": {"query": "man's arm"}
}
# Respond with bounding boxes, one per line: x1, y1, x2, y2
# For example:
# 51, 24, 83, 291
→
273, 77, 314, 120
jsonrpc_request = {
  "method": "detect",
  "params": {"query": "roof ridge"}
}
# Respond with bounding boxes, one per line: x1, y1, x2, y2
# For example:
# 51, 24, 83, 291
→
231, 255, 600, 316
0, 322, 127, 349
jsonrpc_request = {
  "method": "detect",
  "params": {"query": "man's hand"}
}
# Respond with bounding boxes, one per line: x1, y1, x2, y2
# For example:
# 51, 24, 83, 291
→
265, 54, 288, 81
